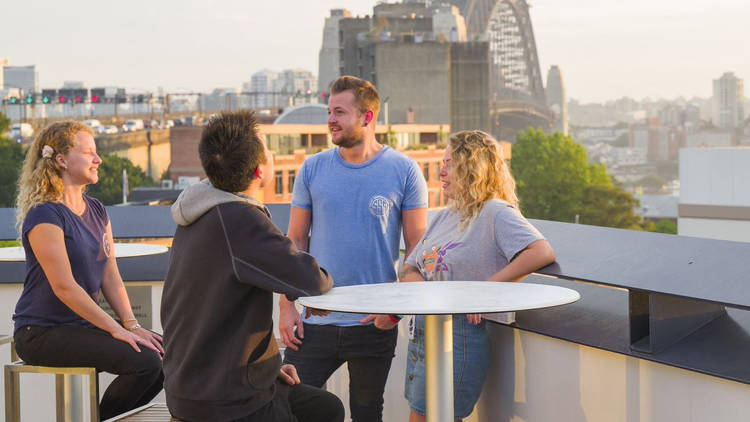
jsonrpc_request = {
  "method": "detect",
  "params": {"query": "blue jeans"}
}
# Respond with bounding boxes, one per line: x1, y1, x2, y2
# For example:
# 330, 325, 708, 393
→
404, 315, 490, 419
282, 323, 398, 422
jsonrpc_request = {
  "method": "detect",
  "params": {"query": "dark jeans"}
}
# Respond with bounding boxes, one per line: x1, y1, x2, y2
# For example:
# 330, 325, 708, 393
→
230, 380, 344, 422
14, 325, 164, 421
282, 323, 398, 422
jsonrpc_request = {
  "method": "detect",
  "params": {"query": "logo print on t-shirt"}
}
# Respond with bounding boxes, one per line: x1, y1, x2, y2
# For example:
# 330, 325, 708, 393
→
422, 241, 461, 280
369, 195, 392, 234
102, 232, 111, 258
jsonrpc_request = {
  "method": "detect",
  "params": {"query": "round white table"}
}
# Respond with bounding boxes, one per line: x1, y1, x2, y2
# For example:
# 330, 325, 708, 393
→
298, 281, 580, 422
0, 243, 168, 262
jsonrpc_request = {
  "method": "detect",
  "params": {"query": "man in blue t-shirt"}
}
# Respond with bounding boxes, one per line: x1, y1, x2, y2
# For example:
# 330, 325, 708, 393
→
280, 76, 427, 421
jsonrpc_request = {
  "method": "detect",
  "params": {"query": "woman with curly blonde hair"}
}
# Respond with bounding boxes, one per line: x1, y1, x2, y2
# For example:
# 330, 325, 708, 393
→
400, 130, 555, 422
12, 121, 163, 420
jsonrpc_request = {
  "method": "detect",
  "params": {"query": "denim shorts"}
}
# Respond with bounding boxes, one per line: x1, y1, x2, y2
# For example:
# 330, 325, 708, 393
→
404, 315, 491, 419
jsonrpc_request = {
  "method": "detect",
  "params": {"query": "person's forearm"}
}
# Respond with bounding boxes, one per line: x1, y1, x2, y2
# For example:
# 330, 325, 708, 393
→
398, 264, 425, 282
288, 233, 309, 253
488, 244, 555, 283
101, 276, 135, 323
52, 282, 121, 333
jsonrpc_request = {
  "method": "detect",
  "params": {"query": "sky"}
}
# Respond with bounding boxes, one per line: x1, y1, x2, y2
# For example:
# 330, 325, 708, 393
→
3, 0, 748, 103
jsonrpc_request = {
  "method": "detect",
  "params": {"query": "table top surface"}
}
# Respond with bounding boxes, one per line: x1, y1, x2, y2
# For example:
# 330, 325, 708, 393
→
0, 243, 169, 262
298, 281, 581, 315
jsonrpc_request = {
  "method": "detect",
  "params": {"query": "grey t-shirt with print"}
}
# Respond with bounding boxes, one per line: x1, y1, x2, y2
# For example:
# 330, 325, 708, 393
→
404, 199, 545, 322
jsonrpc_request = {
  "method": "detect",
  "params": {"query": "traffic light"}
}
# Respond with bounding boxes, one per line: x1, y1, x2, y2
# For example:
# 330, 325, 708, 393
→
91, 88, 105, 103
59, 88, 74, 104
42, 89, 56, 104
26, 94, 34, 104
9, 97, 18, 104
74, 89, 87, 103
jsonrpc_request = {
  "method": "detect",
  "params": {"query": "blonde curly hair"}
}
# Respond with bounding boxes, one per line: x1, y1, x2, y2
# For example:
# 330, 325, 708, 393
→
447, 130, 518, 231
15, 121, 94, 234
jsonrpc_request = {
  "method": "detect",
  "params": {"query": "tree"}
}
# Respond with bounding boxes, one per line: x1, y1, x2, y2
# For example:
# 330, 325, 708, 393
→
653, 219, 677, 234
511, 128, 644, 230
580, 185, 642, 229
0, 113, 25, 207
511, 129, 589, 221
87, 154, 156, 205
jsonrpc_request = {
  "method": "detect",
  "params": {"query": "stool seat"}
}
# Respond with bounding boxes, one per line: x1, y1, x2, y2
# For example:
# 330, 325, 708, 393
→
3, 336, 99, 422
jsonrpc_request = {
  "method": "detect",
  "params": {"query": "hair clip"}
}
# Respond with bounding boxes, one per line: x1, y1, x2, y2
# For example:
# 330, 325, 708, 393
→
41, 145, 54, 159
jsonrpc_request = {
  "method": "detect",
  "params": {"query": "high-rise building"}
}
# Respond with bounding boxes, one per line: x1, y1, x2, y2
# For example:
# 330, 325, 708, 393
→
3, 65, 38, 92
247, 69, 278, 108
545, 65, 568, 135
712, 72, 744, 128
274, 69, 317, 94
329, 2, 489, 131
318, 9, 352, 93
0, 57, 8, 90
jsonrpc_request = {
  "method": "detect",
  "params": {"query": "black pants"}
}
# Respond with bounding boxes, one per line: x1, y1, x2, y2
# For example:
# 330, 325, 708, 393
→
231, 380, 344, 422
283, 323, 398, 422
14, 325, 164, 421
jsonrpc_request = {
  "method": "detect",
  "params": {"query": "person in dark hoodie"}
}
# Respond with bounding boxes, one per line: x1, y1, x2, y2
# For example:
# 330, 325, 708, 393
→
161, 111, 344, 422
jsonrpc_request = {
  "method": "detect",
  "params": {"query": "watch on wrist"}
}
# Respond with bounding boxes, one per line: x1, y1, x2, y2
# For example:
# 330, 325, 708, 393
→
126, 323, 141, 331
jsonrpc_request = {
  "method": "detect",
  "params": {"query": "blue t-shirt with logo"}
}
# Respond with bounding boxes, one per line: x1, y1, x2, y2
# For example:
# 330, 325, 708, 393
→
13, 195, 111, 332
292, 146, 428, 326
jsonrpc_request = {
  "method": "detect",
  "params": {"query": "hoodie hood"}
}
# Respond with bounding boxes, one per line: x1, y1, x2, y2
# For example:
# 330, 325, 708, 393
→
171, 180, 267, 226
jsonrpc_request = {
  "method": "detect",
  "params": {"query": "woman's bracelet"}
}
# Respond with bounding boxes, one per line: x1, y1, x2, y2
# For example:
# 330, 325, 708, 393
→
388, 314, 403, 323
123, 319, 141, 331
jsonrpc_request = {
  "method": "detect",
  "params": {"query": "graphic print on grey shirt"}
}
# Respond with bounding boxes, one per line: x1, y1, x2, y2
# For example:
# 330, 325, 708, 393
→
405, 199, 545, 323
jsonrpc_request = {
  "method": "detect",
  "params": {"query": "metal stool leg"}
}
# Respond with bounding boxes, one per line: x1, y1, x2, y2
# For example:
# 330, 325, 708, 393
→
55, 374, 65, 422
5, 365, 21, 422
89, 370, 99, 422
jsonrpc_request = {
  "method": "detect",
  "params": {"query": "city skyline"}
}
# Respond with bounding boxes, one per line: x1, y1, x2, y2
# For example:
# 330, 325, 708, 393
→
3, 0, 748, 103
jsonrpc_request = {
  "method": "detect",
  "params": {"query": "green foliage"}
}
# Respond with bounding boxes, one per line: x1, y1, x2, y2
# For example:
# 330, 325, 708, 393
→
86, 154, 156, 205
0, 113, 25, 207
511, 128, 643, 230
580, 185, 642, 229
512, 128, 590, 222
0, 113, 10, 134
652, 219, 677, 234
0, 240, 20, 247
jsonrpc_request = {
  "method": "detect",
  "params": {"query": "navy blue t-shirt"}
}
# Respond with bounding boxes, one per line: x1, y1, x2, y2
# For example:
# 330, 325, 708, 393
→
13, 195, 111, 332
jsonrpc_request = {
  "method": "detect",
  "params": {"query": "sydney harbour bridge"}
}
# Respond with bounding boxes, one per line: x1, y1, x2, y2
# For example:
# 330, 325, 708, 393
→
449, 0, 553, 141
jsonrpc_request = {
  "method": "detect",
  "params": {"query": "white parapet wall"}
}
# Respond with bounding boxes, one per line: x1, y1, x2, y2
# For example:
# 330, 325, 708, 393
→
468, 323, 750, 422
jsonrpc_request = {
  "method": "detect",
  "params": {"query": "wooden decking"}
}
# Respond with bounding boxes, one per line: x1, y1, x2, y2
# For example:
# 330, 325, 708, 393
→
104, 403, 181, 422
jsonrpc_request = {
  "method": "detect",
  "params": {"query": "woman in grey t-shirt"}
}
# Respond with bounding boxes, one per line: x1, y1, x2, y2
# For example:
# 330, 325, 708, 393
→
401, 130, 556, 421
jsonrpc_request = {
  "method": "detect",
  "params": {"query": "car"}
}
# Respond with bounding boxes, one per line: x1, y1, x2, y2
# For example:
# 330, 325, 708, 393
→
10, 123, 34, 139
99, 125, 119, 135
122, 119, 144, 132
83, 119, 102, 129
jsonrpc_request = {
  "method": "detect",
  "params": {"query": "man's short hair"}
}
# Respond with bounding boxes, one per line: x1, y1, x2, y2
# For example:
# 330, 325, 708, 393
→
199, 111, 267, 193
329, 76, 380, 117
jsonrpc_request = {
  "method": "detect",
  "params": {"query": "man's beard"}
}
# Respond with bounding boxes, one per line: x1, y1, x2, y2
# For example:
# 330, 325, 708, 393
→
332, 128, 364, 149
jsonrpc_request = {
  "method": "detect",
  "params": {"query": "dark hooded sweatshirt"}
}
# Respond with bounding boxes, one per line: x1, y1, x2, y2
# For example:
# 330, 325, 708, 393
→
161, 181, 332, 422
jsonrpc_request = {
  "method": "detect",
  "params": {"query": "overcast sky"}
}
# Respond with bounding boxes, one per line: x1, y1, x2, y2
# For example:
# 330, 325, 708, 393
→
3, 0, 748, 103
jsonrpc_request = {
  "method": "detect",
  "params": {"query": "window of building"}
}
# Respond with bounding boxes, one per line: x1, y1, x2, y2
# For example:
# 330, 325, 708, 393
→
288, 170, 296, 194
423, 163, 430, 181
275, 171, 283, 195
